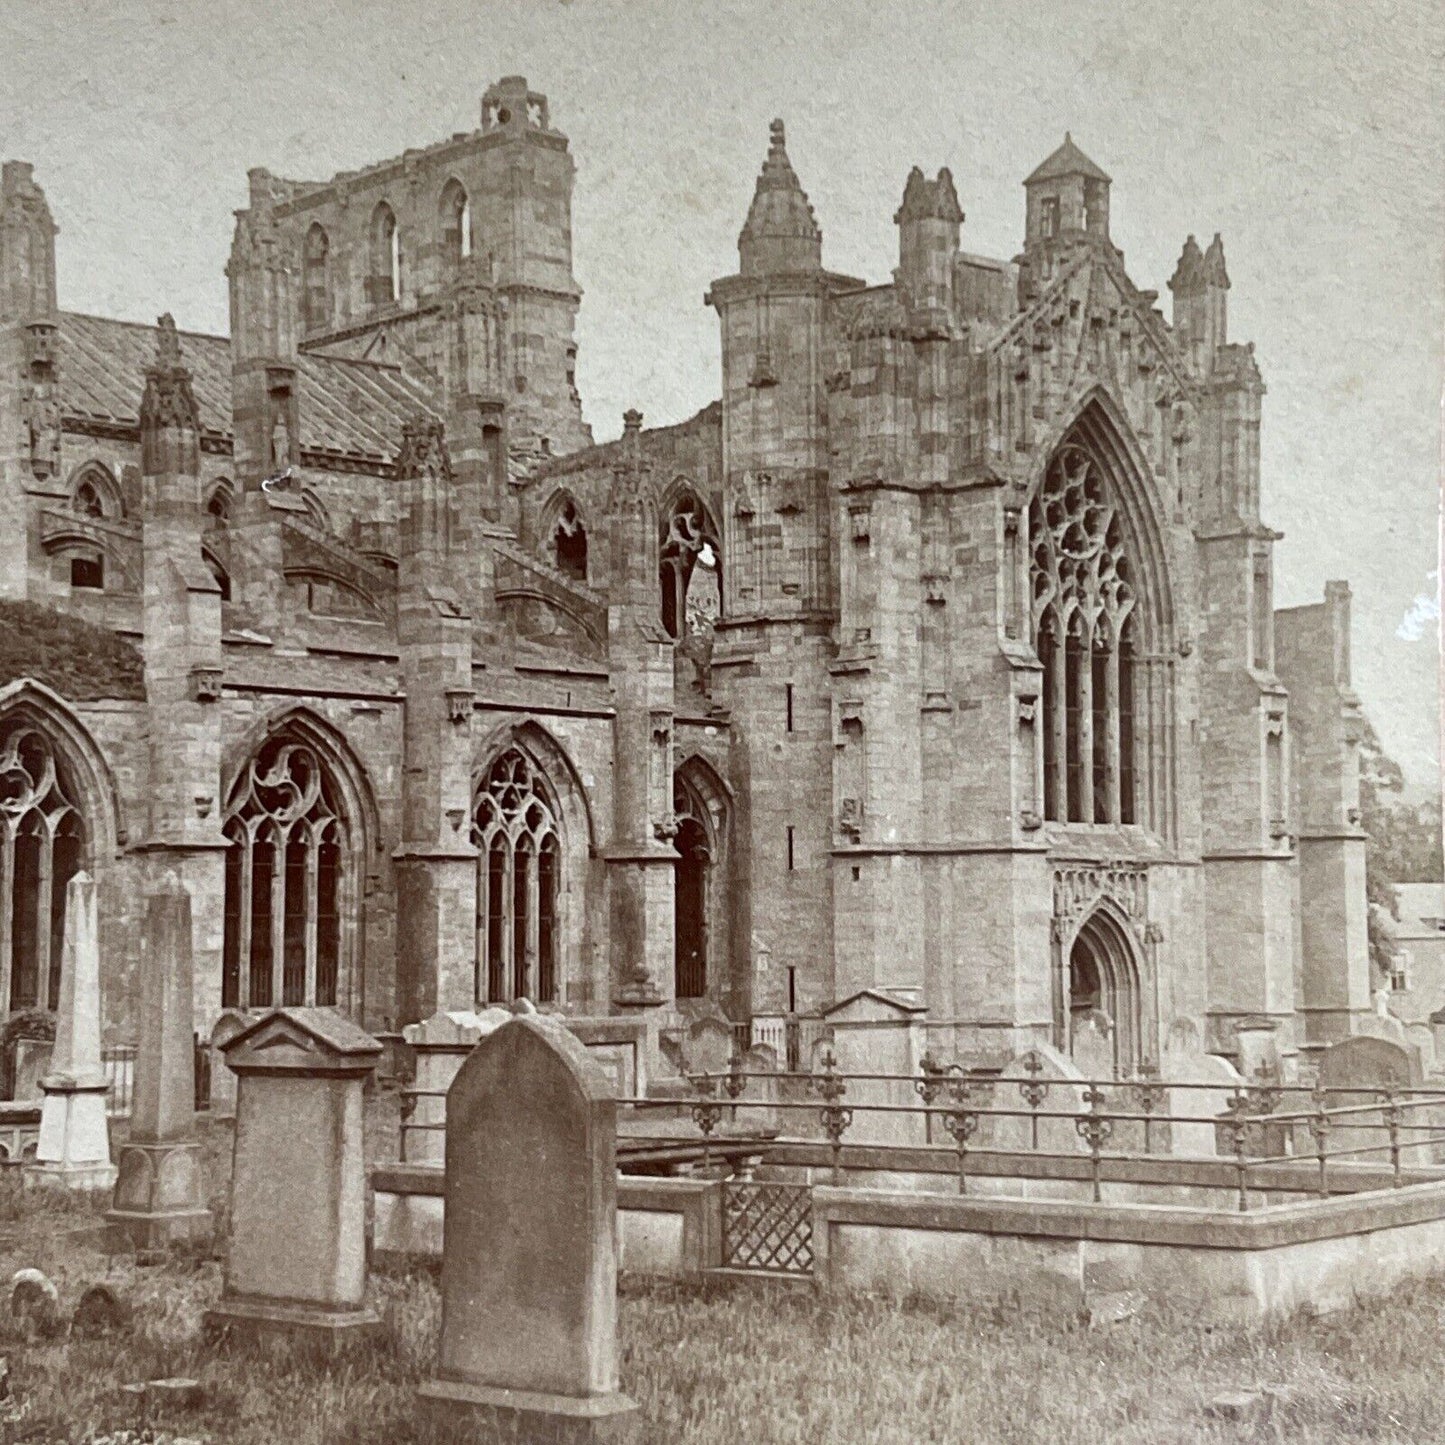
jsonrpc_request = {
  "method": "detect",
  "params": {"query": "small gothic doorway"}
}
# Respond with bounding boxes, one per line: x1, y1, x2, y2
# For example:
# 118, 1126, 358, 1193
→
1067, 908, 1142, 1076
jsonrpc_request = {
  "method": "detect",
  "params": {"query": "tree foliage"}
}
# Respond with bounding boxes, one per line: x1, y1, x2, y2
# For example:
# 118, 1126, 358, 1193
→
1359, 718, 1443, 976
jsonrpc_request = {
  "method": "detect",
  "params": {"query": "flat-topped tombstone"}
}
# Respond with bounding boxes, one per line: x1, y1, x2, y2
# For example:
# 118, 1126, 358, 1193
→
682, 1014, 734, 1079
420, 1014, 639, 1442
206, 1010, 249, 1120
1070, 1009, 1115, 1083
1318, 1034, 1426, 1168
985, 1043, 1090, 1154
400, 1006, 511, 1164
823, 990, 929, 1146
204, 1008, 381, 1351
1161, 1046, 1241, 1157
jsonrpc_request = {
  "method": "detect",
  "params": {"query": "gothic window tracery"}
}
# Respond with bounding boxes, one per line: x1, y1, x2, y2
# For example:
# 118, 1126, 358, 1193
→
1031, 440, 1139, 825
0, 723, 83, 1013
69, 465, 120, 521
549, 498, 588, 582
222, 734, 349, 1010
660, 492, 720, 640
472, 748, 561, 1006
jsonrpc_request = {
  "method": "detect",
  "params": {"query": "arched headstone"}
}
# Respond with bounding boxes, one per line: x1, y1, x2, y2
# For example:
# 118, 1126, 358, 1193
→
1318, 1034, 1426, 1167
420, 1014, 639, 1438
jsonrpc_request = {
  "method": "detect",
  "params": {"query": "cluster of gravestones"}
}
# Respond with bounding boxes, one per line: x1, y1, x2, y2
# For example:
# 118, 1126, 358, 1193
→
202, 1006, 638, 1440
27, 872, 641, 1440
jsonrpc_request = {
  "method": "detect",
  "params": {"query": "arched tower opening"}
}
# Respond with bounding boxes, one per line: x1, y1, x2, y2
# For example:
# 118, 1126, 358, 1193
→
660, 488, 721, 640
303, 223, 330, 332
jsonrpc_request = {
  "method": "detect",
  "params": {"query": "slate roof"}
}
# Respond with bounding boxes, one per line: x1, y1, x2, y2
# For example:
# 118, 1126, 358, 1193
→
1025, 134, 1112, 186
58, 312, 440, 467
1395, 884, 1445, 941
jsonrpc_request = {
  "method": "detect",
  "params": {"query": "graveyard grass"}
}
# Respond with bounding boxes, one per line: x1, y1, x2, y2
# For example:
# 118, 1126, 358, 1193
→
0, 1130, 1440, 1445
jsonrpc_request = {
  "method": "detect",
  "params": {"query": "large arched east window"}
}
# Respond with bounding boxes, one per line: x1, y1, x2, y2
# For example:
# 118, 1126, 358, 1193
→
1031, 440, 1139, 825
370, 202, 402, 305
660, 491, 721, 640
0, 722, 84, 1012
222, 733, 350, 1010
303, 223, 330, 332
472, 748, 561, 1006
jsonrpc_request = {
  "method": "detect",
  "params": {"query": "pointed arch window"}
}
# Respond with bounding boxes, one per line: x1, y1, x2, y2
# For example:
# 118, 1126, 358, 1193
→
222, 733, 352, 1010
303, 223, 330, 332
69, 465, 121, 522
472, 748, 561, 1006
369, 203, 401, 305
1031, 441, 1139, 825
672, 775, 712, 1000
0, 722, 85, 1012
440, 179, 471, 269
660, 492, 721, 640
550, 498, 587, 582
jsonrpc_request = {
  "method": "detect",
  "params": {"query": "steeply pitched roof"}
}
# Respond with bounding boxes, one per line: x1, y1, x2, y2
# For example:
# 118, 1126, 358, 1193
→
58, 312, 440, 467
1025, 134, 1111, 186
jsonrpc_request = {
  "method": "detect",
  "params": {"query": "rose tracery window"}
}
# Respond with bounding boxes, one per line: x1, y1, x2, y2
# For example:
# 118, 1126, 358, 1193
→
222, 736, 347, 1010
1030, 442, 1139, 825
660, 493, 720, 640
473, 748, 561, 1006
0, 724, 84, 1012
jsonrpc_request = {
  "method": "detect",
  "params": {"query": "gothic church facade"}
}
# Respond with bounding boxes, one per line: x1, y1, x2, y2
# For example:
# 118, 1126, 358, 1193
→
0, 78, 1370, 1077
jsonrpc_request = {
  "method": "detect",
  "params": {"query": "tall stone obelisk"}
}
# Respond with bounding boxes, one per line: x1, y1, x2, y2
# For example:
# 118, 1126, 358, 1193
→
25, 872, 116, 1192
108, 875, 212, 1244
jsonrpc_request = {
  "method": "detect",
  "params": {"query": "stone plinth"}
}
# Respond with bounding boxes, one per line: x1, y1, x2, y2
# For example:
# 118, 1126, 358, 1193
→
400, 1007, 511, 1163
108, 880, 212, 1246
26, 873, 115, 1194
204, 1008, 381, 1350
419, 1014, 639, 1441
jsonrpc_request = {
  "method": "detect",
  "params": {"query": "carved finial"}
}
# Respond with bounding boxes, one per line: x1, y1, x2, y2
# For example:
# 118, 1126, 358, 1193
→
155, 313, 181, 367
622, 408, 643, 436
395, 411, 452, 482
769, 118, 786, 151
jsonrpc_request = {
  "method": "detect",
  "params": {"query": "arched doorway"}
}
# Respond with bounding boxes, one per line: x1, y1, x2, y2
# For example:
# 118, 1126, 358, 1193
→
1068, 908, 1142, 1076
672, 775, 711, 1000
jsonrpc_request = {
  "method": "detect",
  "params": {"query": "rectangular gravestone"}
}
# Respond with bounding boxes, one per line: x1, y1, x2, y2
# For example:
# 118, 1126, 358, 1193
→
420, 1014, 639, 1442
1318, 1034, 1428, 1169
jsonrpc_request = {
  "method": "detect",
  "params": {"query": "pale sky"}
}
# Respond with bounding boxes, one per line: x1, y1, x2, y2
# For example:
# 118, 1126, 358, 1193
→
2, 0, 1441, 783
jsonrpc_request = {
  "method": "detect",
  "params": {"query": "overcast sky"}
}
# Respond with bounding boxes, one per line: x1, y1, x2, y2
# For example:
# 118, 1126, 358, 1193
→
3, 0, 1440, 784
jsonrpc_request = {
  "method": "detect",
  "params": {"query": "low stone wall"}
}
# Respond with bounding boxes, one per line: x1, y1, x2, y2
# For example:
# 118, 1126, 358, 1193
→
371, 1165, 717, 1276
812, 1181, 1445, 1322
369, 1162, 1445, 1323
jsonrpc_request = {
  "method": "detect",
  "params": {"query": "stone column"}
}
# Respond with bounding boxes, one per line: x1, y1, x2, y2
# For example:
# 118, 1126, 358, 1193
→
107, 877, 213, 1245
204, 1007, 381, 1350
392, 415, 478, 1023
601, 412, 675, 1013
25, 873, 115, 1193
420, 1014, 639, 1440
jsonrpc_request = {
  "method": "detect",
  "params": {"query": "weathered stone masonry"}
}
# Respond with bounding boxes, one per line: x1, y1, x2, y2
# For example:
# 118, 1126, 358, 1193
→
0, 85, 1369, 1079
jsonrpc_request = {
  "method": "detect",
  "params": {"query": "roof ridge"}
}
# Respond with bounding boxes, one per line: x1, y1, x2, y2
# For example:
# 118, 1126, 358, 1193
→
60, 309, 229, 344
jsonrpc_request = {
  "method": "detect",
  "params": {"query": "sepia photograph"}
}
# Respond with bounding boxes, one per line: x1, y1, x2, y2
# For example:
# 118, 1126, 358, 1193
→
0, 0, 1441, 1439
